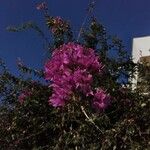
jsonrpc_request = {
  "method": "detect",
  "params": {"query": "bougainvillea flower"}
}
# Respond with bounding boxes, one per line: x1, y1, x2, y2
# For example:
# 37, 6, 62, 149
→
18, 90, 32, 104
44, 42, 109, 110
36, 2, 47, 10
93, 89, 111, 110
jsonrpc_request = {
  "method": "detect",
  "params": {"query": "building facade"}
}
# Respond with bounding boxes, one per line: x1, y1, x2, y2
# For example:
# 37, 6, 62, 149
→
132, 36, 150, 92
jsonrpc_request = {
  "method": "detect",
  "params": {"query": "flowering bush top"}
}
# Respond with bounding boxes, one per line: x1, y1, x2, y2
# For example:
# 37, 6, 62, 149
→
45, 42, 110, 110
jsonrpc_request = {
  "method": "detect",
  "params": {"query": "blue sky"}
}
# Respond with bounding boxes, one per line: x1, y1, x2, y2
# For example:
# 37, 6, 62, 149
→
1, 0, 150, 74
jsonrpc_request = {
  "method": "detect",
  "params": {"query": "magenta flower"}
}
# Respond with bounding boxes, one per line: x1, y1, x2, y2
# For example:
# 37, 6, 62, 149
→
53, 17, 63, 24
36, 2, 47, 10
47, 16, 69, 34
49, 94, 66, 107
72, 69, 93, 94
93, 89, 111, 111
18, 90, 31, 104
44, 42, 106, 108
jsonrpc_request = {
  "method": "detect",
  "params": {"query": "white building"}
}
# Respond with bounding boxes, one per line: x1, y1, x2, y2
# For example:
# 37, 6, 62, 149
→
132, 36, 150, 89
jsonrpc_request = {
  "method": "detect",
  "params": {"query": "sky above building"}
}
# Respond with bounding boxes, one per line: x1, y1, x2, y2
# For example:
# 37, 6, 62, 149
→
1, 0, 150, 74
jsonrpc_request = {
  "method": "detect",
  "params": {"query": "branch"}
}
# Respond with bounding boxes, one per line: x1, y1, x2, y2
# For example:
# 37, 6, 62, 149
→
77, 0, 97, 41
80, 106, 103, 134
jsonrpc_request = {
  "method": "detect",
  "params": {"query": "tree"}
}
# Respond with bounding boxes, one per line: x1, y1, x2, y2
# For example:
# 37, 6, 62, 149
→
0, 2, 149, 150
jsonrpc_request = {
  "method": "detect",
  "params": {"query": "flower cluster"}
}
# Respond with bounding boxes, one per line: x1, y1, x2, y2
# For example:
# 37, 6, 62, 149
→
36, 2, 47, 10
93, 89, 111, 110
36, 2, 69, 35
18, 90, 32, 104
46, 16, 70, 35
45, 42, 110, 110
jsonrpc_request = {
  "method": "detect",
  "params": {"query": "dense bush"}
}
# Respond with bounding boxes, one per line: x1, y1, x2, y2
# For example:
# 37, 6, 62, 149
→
0, 2, 149, 150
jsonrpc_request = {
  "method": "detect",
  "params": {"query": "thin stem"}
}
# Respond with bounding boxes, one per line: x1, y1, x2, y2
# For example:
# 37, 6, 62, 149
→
80, 106, 103, 134
76, 0, 97, 42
